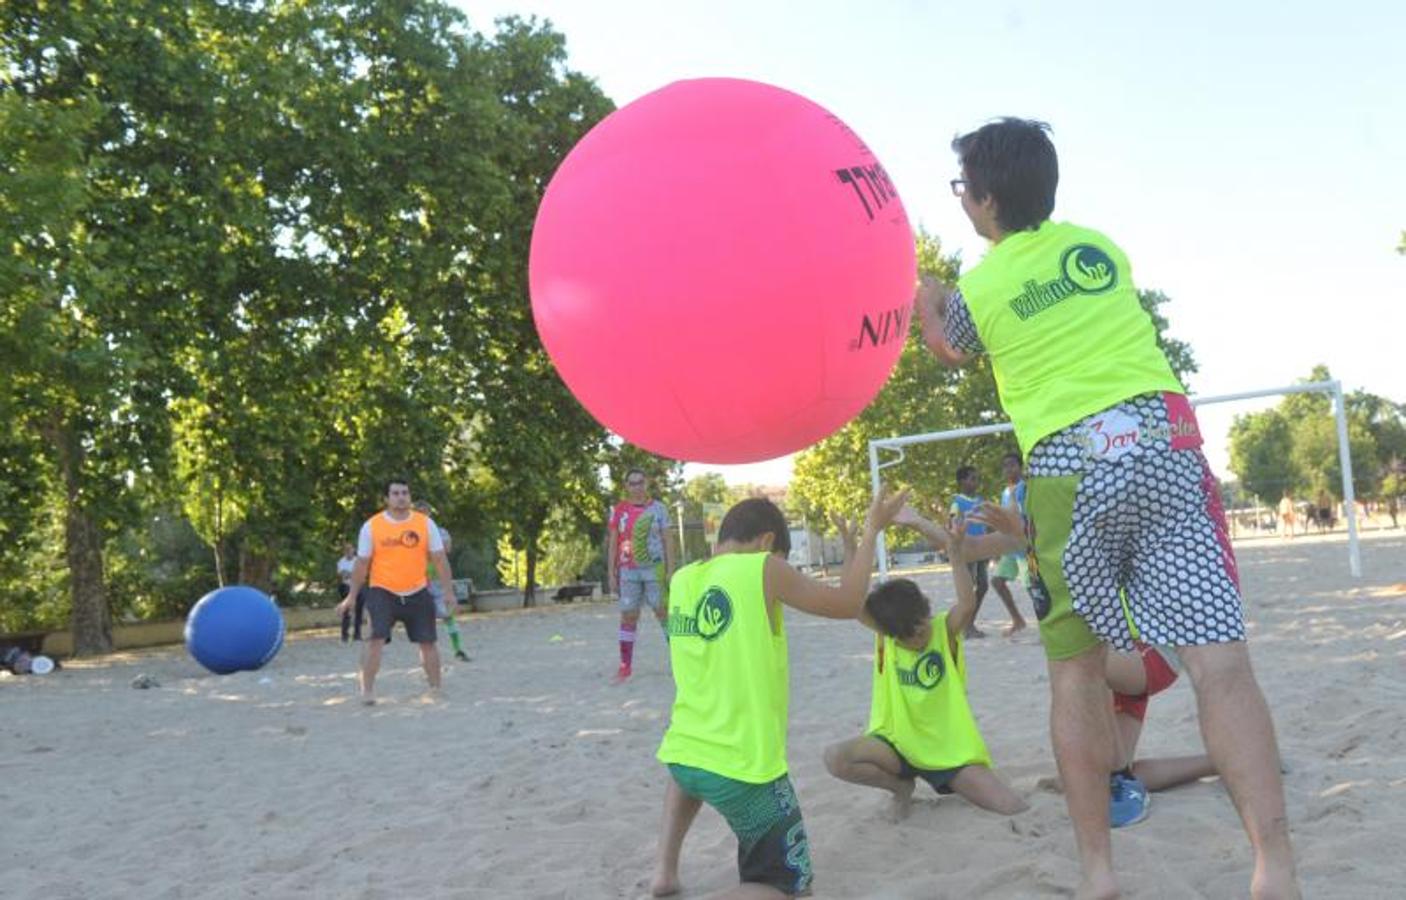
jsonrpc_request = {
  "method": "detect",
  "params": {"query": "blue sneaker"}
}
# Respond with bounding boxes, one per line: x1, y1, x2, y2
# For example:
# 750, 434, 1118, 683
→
1109, 772, 1150, 828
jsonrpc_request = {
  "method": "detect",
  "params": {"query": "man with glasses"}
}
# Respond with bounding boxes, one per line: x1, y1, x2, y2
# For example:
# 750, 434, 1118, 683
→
916, 119, 1297, 899
607, 468, 675, 682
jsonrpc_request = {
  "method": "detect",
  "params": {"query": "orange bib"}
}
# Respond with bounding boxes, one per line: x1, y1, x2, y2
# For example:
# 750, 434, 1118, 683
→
367, 511, 431, 595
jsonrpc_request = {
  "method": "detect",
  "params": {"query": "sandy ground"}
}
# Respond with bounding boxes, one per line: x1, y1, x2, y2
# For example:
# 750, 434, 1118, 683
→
3, 531, 1404, 899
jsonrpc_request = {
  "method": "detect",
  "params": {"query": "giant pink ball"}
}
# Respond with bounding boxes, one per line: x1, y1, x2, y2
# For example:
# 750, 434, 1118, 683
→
529, 78, 916, 464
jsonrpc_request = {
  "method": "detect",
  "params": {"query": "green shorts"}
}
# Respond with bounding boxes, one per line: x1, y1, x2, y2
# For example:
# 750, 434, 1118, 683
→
993, 554, 1026, 582
667, 764, 813, 896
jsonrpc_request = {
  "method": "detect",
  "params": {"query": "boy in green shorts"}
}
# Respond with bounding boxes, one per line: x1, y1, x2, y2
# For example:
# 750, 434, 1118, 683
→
651, 488, 908, 898
915, 118, 1296, 899
823, 505, 1026, 822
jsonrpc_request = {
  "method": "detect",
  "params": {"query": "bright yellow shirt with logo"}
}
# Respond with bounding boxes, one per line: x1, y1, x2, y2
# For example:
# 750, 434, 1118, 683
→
867, 612, 992, 770
367, 511, 431, 595
957, 220, 1184, 457
657, 552, 788, 783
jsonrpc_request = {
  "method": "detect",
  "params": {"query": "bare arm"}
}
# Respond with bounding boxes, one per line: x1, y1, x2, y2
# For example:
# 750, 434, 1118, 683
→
914, 277, 971, 368
944, 521, 979, 643
432, 550, 456, 613
606, 528, 618, 593
765, 488, 910, 619
337, 557, 370, 615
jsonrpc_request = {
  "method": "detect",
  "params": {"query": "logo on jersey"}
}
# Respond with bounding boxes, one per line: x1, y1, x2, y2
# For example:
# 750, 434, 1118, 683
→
1007, 243, 1121, 321
667, 586, 734, 641
897, 650, 946, 690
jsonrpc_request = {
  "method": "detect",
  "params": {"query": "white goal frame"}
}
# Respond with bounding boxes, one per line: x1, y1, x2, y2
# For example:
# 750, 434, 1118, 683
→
868, 380, 1362, 579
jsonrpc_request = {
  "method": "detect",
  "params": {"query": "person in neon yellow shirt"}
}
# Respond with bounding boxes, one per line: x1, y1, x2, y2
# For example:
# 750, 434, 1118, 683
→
915, 118, 1297, 899
823, 505, 1026, 822
651, 487, 909, 899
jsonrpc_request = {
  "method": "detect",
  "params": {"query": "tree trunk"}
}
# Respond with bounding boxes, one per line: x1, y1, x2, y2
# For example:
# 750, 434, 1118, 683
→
523, 542, 538, 607
44, 414, 113, 655
238, 545, 277, 594
66, 502, 113, 655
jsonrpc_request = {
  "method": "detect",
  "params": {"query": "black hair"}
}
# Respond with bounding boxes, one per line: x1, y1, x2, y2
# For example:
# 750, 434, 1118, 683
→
384, 476, 410, 496
955, 465, 977, 484
864, 579, 931, 640
1002, 451, 1022, 466
952, 118, 1058, 233
625, 468, 647, 481
716, 497, 791, 557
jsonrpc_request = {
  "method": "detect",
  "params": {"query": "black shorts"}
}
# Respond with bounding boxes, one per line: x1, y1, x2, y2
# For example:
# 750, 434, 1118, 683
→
966, 559, 989, 595
365, 587, 437, 643
872, 734, 962, 795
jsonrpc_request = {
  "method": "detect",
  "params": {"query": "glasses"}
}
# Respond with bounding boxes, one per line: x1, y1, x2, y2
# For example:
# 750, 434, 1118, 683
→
949, 178, 967, 197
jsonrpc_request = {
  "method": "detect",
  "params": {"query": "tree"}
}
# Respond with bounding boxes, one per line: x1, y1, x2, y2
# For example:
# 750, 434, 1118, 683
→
1, 1, 246, 652
1228, 410, 1298, 503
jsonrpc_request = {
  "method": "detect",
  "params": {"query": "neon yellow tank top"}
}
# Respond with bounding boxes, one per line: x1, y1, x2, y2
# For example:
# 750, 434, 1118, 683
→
867, 612, 992, 770
656, 552, 789, 783
957, 220, 1184, 457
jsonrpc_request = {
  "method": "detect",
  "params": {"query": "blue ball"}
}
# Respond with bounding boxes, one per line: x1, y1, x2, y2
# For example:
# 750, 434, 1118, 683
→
184, 585, 285, 675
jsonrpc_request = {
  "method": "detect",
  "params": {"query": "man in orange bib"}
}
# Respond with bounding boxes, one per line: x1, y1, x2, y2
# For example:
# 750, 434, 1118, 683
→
337, 477, 457, 704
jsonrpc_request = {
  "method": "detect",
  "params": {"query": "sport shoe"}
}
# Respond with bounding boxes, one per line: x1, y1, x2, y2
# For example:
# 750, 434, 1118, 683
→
455, 650, 470, 662
1109, 772, 1150, 828
613, 663, 632, 683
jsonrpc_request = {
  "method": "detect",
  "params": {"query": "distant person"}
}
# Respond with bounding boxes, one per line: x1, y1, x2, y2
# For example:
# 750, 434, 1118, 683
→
606, 469, 675, 682
415, 502, 469, 662
337, 542, 361, 642
990, 452, 1030, 635
336, 477, 457, 705
1277, 493, 1296, 539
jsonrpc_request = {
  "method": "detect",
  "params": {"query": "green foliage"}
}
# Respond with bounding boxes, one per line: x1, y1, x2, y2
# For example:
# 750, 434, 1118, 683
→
0, 1, 617, 631
1228, 410, 1298, 502
1228, 366, 1401, 503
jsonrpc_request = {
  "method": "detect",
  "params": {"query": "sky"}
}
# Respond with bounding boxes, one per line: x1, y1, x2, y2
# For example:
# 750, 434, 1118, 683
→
462, 0, 1405, 486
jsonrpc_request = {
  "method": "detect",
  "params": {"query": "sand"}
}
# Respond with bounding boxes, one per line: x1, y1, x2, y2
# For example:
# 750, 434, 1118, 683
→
3, 531, 1403, 899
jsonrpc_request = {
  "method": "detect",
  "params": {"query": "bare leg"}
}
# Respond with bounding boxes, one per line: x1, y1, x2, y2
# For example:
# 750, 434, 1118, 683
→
991, 577, 1028, 634
1049, 645, 1120, 900
1179, 643, 1299, 899
1132, 755, 1217, 792
950, 765, 1029, 815
359, 638, 385, 703
824, 736, 915, 821
652, 778, 703, 897
418, 641, 442, 690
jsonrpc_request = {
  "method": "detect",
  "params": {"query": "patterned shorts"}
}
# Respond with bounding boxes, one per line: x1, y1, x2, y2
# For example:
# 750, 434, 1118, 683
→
667, 764, 813, 896
1024, 393, 1245, 660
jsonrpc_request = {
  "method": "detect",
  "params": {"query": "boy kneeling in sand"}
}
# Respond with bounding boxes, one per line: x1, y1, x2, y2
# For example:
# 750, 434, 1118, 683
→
824, 505, 1027, 820
652, 488, 908, 898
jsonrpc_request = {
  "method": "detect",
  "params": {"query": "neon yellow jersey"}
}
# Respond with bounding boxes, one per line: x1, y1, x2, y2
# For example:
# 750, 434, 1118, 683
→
957, 220, 1184, 457
867, 612, 992, 770
657, 552, 789, 783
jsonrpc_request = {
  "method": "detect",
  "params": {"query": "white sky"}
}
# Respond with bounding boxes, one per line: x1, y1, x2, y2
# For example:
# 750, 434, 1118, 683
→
462, 0, 1406, 485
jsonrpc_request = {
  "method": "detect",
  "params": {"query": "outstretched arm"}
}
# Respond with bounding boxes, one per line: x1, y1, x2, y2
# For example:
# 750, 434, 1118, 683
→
914, 277, 971, 368
944, 520, 979, 641
767, 488, 910, 619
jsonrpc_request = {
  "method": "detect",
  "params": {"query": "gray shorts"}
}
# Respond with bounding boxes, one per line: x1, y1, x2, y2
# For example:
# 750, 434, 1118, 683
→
365, 587, 437, 644
618, 566, 663, 613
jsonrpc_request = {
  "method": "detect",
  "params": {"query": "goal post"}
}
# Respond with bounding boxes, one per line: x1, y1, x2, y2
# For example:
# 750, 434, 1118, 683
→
868, 380, 1362, 580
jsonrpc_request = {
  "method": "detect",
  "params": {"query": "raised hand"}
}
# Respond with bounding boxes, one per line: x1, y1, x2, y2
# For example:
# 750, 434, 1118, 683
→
969, 501, 1025, 540
865, 486, 912, 533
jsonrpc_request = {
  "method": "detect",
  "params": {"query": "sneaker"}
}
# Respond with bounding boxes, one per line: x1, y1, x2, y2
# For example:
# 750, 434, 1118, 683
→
455, 650, 470, 662
1109, 772, 1150, 828
613, 663, 632, 683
